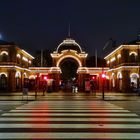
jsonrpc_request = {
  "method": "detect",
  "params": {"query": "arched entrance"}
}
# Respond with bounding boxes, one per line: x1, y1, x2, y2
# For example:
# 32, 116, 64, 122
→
0, 73, 7, 90
60, 58, 79, 81
50, 38, 87, 92
117, 72, 122, 91
15, 71, 21, 89
59, 58, 79, 92
130, 73, 139, 88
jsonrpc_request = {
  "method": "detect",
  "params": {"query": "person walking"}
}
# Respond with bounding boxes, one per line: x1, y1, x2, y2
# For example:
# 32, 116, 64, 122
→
35, 84, 38, 100
90, 81, 95, 95
42, 84, 47, 96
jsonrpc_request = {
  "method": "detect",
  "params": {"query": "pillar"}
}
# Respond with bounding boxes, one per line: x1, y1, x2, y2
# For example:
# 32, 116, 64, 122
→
78, 73, 90, 92
8, 70, 16, 91
50, 73, 60, 92
122, 70, 130, 92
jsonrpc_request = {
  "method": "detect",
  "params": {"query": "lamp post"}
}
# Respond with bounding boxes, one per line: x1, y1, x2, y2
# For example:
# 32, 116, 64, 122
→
102, 49, 105, 100
102, 79, 105, 100
102, 72, 106, 100
102, 73, 105, 100
102, 40, 109, 100
102, 38, 116, 100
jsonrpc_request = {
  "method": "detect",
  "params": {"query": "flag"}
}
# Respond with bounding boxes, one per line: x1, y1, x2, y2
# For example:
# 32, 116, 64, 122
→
103, 38, 116, 50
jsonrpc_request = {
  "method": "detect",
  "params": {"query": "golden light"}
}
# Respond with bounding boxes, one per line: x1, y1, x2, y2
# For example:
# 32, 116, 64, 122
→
56, 55, 82, 67
0, 51, 8, 55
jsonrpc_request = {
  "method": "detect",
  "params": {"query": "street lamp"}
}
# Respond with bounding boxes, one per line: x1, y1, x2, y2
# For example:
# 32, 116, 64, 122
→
102, 38, 116, 100
101, 72, 106, 100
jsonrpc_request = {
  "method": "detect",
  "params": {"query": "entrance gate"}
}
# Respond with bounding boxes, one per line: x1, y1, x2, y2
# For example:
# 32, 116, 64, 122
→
29, 38, 108, 92
51, 38, 88, 92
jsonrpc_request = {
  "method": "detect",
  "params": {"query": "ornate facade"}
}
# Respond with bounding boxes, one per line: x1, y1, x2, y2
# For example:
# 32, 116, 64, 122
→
0, 38, 108, 92
29, 38, 108, 92
104, 40, 140, 92
1, 37, 140, 93
0, 40, 34, 92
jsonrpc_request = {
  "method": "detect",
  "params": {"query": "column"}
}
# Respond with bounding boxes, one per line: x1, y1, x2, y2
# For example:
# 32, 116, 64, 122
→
8, 70, 16, 91
122, 70, 130, 92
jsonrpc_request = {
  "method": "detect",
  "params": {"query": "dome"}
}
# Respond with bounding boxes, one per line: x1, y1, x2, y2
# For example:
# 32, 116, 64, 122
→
56, 38, 83, 53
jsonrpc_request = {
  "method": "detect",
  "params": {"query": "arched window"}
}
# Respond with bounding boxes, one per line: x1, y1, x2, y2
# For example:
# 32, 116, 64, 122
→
0, 51, 8, 62
29, 75, 36, 90
0, 74, 7, 90
15, 71, 21, 89
130, 73, 139, 88
16, 54, 21, 64
117, 72, 122, 91
129, 52, 137, 62
23, 72, 29, 88
111, 73, 115, 88
117, 72, 122, 79
29, 75, 36, 80
117, 54, 121, 64
23, 73, 27, 78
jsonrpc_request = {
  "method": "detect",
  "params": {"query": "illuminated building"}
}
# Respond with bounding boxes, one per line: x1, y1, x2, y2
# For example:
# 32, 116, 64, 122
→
30, 38, 108, 92
1, 36, 139, 93
0, 38, 109, 92
104, 40, 140, 92
0, 40, 34, 91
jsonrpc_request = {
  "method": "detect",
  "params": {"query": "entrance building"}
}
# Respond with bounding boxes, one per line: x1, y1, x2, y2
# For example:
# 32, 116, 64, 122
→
29, 38, 108, 92
1, 37, 140, 93
0, 38, 108, 92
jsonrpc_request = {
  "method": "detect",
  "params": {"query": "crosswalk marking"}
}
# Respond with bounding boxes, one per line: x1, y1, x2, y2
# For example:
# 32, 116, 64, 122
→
0, 101, 24, 105
0, 117, 140, 122
10, 109, 130, 112
0, 100, 140, 139
2, 112, 137, 116
0, 123, 140, 129
16, 107, 125, 109
0, 133, 140, 139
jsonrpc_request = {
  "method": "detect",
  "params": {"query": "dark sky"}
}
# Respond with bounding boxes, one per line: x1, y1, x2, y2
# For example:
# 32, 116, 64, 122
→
0, 0, 140, 57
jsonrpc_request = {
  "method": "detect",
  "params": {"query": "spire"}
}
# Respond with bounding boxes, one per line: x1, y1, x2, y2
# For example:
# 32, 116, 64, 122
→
41, 49, 43, 67
68, 23, 71, 37
95, 49, 98, 67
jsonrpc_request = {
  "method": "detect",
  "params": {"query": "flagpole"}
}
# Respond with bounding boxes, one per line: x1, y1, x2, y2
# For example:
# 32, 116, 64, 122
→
95, 49, 97, 67
68, 24, 71, 37
41, 49, 43, 67
102, 39, 111, 100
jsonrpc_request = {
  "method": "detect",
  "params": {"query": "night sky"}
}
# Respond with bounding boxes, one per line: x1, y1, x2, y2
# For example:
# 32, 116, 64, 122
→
0, 0, 140, 57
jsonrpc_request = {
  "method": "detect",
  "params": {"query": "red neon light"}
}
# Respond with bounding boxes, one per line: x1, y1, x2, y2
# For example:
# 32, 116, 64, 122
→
102, 73, 106, 78
43, 76, 48, 80
92, 76, 95, 80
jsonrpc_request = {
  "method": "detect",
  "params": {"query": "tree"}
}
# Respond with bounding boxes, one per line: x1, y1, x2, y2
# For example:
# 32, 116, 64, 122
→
33, 49, 52, 67
86, 55, 106, 67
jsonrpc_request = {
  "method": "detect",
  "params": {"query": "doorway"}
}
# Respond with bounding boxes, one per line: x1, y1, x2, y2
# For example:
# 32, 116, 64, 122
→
59, 58, 78, 92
